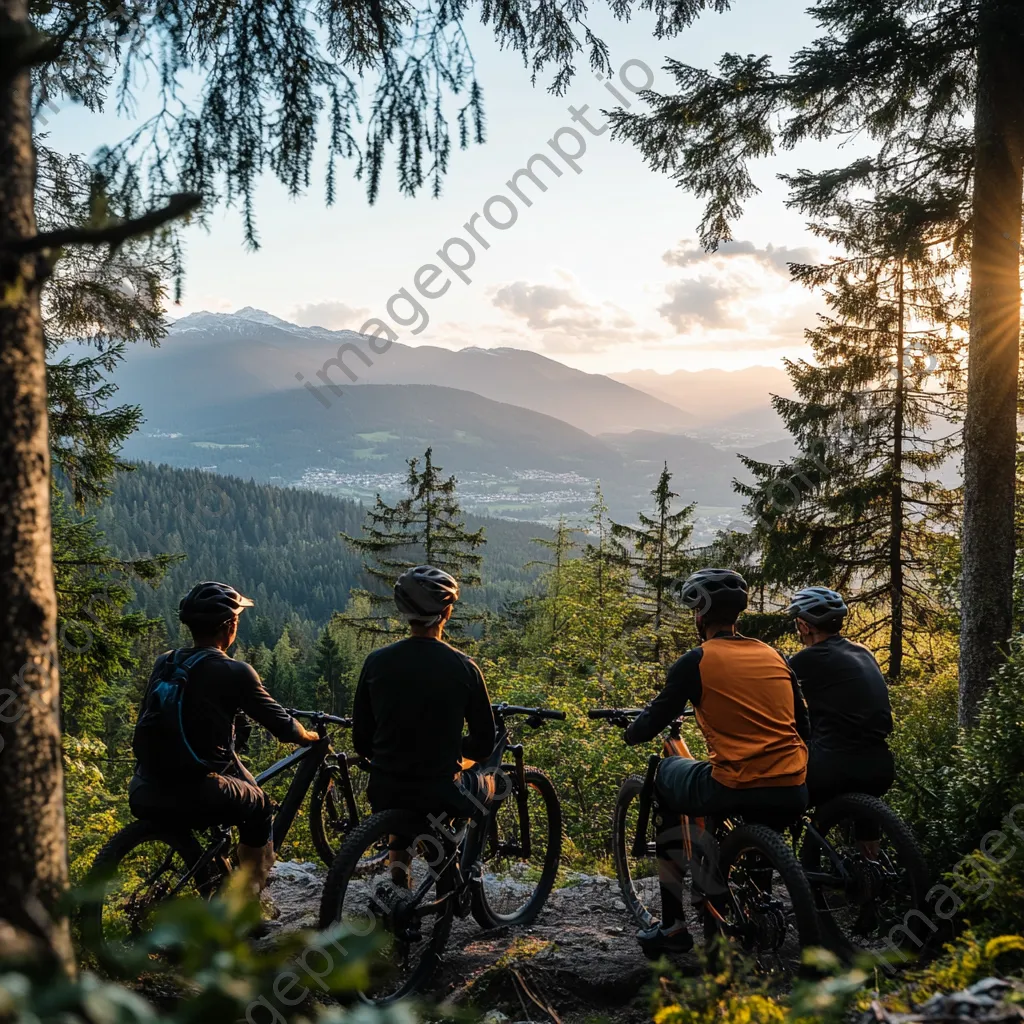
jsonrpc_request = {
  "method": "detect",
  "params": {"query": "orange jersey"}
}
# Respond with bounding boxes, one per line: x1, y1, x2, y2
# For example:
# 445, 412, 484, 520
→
695, 636, 807, 789
626, 632, 809, 789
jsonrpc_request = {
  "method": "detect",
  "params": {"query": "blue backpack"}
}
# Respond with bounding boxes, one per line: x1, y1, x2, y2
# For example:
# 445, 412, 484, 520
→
133, 649, 220, 779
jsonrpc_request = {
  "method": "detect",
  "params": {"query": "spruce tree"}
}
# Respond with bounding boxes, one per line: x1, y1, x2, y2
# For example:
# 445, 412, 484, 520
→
267, 627, 301, 708
528, 516, 580, 638
735, 202, 962, 679
608, 0, 1024, 721
313, 624, 359, 715
581, 484, 627, 692
342, 447, 485, 634
610, 462, 696, 663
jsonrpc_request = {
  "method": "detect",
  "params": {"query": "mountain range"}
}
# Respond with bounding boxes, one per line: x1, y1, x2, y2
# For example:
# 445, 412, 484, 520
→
110, 308, 798, 525
115, 308, 694, 436
113, 308, 792, 438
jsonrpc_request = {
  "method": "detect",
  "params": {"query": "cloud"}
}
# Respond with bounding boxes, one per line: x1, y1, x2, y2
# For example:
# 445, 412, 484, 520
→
291, 300, 371, 330
492, 282, 584, 330
491, 280, 655, 353
663, 239, 818, 274
658, 277, 745, 331
655, 236, 822, 336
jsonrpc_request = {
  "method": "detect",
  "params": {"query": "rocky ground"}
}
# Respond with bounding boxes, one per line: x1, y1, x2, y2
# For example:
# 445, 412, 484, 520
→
264, 862, 698, 1022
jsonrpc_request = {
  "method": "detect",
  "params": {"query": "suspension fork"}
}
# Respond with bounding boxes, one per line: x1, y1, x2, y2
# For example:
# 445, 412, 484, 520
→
509, 743, 531, 860
334, 753, 361, 825
632, 753, 660, 859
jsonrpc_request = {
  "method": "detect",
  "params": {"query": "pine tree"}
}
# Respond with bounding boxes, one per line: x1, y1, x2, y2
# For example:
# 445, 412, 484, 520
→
581, 484, 625, 692
607, 0, 1024, 722
527, 516, 580, 638
611, 462, 696, 663
53, 488, 177, 735
313, 624, 359, 716
735, 203, 963, 679
342, 448, 485, 634
268, 628, 299, 707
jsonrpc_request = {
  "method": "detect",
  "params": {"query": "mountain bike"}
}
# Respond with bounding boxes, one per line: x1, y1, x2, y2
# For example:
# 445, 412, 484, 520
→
796, 791, 930, 959
590, 707, 820, 972
318, 702, 565, 1004
81, 709, 377, 971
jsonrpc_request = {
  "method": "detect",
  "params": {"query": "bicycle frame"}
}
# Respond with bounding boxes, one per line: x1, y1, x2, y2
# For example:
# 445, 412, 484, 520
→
161, 738, 333, 900
403, 703, 564, 916
256, 740, 329, 851
591, 707, 734, 931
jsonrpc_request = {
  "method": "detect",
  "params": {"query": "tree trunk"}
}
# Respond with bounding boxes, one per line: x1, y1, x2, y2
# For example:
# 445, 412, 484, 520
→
960, 0, 1024, 726
0, 0, 72, 969
888, 263, 905, 681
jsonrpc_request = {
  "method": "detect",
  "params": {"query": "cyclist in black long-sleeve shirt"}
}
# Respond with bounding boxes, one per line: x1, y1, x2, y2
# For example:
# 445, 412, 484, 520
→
785, 588, 895, 812
130, 582, 319, 895
352, 566, 496, 885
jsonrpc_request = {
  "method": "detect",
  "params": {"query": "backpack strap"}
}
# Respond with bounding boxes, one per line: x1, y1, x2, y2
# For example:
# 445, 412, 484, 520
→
181, 648, 222, 672
171, 648, 224, 770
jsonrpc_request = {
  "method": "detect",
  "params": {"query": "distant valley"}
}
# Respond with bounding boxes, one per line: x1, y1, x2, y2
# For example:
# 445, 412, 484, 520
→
114, 309, 798, 541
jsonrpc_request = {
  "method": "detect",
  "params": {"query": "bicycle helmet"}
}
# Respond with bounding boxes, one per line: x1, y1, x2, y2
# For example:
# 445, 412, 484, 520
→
394, 565, 460, 625
179, 581, 254, 627
676, 568, 748, 617
784, 587, 848, 627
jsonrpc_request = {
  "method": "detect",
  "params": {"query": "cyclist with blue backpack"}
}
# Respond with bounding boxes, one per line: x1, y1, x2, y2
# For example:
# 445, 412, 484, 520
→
129, 582, 319, 895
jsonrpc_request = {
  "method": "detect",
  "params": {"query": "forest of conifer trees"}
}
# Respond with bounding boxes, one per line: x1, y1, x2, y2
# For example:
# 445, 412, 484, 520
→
4, 0, 1024, 1020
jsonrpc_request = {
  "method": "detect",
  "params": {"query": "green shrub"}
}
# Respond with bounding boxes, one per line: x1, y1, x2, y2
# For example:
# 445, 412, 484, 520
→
1, 880, 398, 1024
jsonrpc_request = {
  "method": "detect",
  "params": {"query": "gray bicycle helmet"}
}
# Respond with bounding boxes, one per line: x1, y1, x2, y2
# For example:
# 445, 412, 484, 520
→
394, 565, 460, 626
676, 568, 748, 617
784, 586, 848, 627
179, 581, 254, 627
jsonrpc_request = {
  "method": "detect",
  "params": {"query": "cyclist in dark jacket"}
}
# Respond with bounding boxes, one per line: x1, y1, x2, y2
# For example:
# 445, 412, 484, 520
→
129, 582, 318, 895
785, 587, 895, 812
352, 565, 496, 887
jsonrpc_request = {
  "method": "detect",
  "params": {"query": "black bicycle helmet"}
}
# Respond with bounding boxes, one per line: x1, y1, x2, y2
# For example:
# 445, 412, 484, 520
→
394, 565, 460, 625
784, 586, 848, 627
179, 581, 254, 627
676, 568, 748, 617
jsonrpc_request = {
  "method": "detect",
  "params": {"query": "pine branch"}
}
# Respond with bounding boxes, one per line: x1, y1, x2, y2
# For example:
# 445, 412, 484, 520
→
5, 193, 201, 254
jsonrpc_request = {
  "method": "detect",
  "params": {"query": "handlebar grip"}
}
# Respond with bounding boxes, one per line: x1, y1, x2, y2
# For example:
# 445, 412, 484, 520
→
588, 709, 619, 720
538, 709, 566, 721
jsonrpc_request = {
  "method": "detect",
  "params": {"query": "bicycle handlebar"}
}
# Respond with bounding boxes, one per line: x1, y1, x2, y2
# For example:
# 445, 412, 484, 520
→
286, 709, 353, 727
588, 707, 695, 724
492, 703, 567, 722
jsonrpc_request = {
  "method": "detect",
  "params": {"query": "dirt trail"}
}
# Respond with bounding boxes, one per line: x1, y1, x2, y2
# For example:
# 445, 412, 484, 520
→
265, 862, 695, 1022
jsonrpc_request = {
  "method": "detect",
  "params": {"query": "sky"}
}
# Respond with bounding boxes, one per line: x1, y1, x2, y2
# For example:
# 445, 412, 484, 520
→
48, 0, 845, 375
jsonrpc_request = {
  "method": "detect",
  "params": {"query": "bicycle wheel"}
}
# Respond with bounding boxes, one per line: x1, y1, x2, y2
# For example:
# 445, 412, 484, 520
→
471, 766, 562, 927
702, 823, 820, 974
611, 776, 659, 929
319, 809, 457, 1004
310, 764, 387, 872
800, 792, 930, 959
80, 821, 222, 974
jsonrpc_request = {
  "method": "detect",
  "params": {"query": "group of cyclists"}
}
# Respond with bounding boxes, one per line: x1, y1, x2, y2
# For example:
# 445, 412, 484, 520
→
130, 563, 894, 957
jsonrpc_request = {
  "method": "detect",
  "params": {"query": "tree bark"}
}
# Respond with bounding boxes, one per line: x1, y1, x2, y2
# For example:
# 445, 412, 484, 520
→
888, 262, 905, 681
0, 0, 72, 969
960, 0, 1024, 726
